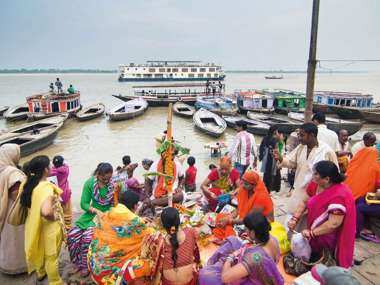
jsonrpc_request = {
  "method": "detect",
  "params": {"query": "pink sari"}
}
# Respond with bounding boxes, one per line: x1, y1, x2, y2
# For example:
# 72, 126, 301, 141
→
306, 183, 356, 268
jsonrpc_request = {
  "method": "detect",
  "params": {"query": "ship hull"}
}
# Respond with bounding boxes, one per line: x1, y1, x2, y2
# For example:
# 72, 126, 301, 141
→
118, 76, 225, 82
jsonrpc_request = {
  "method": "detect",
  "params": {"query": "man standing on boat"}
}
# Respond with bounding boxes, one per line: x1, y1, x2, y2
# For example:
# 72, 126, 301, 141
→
55, 78, 63, 94
228, 120, 258, 177
312, 112, 339, 151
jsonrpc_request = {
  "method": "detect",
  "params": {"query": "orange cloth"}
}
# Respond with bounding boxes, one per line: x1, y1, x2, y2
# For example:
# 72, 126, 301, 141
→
212, 213, 236, 239
154, 158, 177, 199
345, 147, 380, 200
219, 156, 232, 169
238, 171, 273, 219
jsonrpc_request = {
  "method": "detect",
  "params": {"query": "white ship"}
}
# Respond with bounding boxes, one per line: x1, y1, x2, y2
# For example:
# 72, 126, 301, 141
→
118, 60, 225, 82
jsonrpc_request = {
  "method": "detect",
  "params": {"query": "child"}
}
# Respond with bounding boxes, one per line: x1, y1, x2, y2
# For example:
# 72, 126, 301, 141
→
185, 156, 197, 192
117, 155, 131, 180
49, 155, 72, 230
209, 164, 217, 170
125, 163, 145, 200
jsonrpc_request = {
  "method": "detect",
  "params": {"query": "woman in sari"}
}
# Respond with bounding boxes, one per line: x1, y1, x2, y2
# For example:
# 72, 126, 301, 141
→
199, 212, 284, 285
67, 162, 115, 277
88, 190, 163, 285
0, 144, 27, 274
288, 160, 356, 268
160, 207, 201, 285
21, 156, 65, 285
200, 156, 240, 211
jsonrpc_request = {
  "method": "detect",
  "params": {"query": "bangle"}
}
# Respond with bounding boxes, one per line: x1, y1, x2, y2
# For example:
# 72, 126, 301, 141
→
226, 255, 234, 262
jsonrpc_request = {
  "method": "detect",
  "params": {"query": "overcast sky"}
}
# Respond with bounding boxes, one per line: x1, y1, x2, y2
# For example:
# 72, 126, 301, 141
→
0, 0, 379, 70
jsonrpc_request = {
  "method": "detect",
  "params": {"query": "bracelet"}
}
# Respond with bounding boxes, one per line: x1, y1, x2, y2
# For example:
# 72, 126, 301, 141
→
226, 255, 234, 262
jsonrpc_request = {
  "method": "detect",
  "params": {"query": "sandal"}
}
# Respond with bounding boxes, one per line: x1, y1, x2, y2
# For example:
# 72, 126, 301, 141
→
360, 231, 380, 244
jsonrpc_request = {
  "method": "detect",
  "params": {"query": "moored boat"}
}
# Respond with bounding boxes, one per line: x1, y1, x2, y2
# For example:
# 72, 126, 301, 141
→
76, 103, 105, 121
359, 109, 380, 124
108, 98, 148, 121
247, 112, 300, 134
0, 114, 68, 157
4, 104, 29, 121
195, 96, 238, 116
287, 112, 362, 135
223, 116, 269, 136
265, 75, 283, 80
193, 108, 226, 137
173, 102, 195, 118
0, 106, 9, 116
262, 89, 306, 114
235, 89, 274, 114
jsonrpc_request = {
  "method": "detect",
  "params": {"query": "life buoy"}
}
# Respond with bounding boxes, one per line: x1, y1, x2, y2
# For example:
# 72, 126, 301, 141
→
177, 97, 182, 102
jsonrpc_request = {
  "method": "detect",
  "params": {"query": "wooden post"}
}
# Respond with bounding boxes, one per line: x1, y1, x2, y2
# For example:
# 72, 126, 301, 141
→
305, 0, 320, 122
166, 103, 174, 207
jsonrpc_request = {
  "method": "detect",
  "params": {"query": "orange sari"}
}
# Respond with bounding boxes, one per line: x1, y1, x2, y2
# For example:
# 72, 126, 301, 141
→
345, 147, 380, 200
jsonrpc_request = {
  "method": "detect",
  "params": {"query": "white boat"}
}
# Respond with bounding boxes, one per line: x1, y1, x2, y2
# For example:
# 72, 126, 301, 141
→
118, 61, 225, 82
4, 104, 29, 121
235, 89, 274, 113
193, 108, 226, 137
76, 103, 105, 121
0, 114, 68, 157
0, 106, 9, 116
108, 99, 148, 121
173, 102, 195, 118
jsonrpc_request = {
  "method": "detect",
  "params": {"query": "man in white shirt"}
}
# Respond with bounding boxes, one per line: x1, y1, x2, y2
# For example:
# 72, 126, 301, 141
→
312, 112, 339, 151
351, 132, 377, 156
228, 120, 258, 177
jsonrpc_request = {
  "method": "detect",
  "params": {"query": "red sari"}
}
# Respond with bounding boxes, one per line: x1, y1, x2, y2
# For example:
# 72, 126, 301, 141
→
306, 182, 356, 268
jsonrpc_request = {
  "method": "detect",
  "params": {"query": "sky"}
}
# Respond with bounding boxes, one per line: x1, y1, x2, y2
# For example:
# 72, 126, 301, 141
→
0, 0, 379, 70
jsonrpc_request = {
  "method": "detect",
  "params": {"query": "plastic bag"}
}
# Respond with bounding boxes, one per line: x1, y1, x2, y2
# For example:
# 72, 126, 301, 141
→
270, 222, 290, 255
291, 233, 312, 261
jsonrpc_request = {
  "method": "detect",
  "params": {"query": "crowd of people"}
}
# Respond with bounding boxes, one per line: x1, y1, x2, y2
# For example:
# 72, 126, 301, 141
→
1, 111, 379, 285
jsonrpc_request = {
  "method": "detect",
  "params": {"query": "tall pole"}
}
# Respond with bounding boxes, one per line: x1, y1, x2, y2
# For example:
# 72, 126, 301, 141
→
166, 103, 174, 207
305, 0, 320, 122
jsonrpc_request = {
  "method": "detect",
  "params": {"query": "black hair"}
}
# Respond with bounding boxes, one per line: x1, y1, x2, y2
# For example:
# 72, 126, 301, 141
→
363, 132, 376, 141
52, 155, 64, 168
209, 163, 217, 170
243, 212, 271, 244
122, 155, 131, 166
20, 156, 50, 208
187, 156, 195, 166
161, 207, 181, 268
312, 112, 326, 124
236, 120, 248, 130
142, 159, 153, 168
119, 191, 140, 211
300, 122, 318, 137
314, 160, 345, 184
93, 162, 113, 176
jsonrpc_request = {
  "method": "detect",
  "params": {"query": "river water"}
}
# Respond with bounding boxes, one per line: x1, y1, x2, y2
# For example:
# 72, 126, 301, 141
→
0, 72, 379, 208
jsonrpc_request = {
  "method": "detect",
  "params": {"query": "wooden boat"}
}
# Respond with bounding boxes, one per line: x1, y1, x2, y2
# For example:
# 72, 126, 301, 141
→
4, 104, 29, 121
358, 109, 380, 124
0, 106, 9, 116
265, 75, 283, 80
108, 98, 148, 121
223, 116, 270, 136
313, 91, 374, 119
287, 112, 362, 135
0, 114, 68, 157
262, 89, 306, 114
247, 112, 300, 134
195, 96, 238, 116
173, 102, 195, 118
193, 108, 226, 137
76, 103, 105, 121
112, 83, 219, 106
27, 112, 67, 122
235, 89, 274, 114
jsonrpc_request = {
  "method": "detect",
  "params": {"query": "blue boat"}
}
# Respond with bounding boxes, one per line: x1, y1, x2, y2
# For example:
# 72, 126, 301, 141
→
195, 96, 238, 116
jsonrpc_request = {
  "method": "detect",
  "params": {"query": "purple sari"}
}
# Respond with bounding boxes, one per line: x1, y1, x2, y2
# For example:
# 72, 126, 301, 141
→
199, 237, 284, 285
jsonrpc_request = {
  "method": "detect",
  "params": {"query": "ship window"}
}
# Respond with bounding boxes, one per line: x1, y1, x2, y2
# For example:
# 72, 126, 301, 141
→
191, 68, 197, 72
67, 102, 71, 110
172, 68, 179, 72
167, 68, 171, 72
136, 74, 141, 78
200, 68, 206, 72
198, 74, 204, 78
209, 68, 215, 72
207, 73, 211, 77
143, 74, 153, 78
188, 74, 195, 78
155, 74, 164, 78
159, 68, 165, 72
135, 68, 138, 70
182, 68, 188, 72
149, 68, 155, 72
214, 73, 218, 77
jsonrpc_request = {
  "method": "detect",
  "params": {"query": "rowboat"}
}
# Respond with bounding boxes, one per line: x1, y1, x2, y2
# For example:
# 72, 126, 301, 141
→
195, 96, 238, 116
0, 106, 9, 116
223, 116, 270, 136
247, 112, 300, 134
357, 109, 380, 124
0, 114, 68, 157
173, 102, 195, 118
193, 108, 226, 137
287, 112, 362, 135
108, 98, 148, 121
76, 103, 105, 121
3, 104, 29, 121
